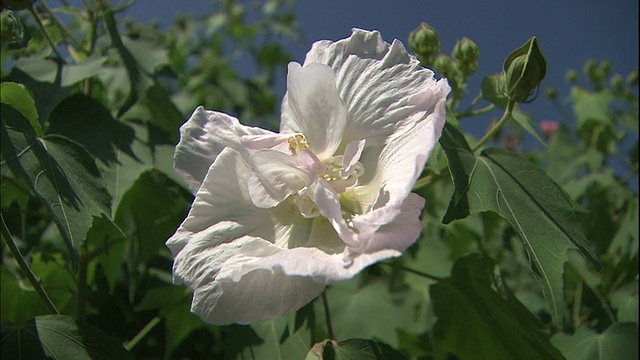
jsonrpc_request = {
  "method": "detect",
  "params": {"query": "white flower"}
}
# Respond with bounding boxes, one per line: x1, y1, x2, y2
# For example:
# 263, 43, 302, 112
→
167, 29, 450, 325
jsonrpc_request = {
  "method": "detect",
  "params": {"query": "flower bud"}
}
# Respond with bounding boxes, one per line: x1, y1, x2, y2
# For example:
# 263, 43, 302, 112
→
0, 9, 22, 43
453, 37, 480, 75
540, 120, 559, 139
544, 85, 557, 100
502, 37, 547, 103
565, 69, 578, 84
627, 69, 638, 87
408, 22, 440, 65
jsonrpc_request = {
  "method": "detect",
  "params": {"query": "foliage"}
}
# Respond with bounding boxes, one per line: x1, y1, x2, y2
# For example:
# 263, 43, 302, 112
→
0, 1, 637, 359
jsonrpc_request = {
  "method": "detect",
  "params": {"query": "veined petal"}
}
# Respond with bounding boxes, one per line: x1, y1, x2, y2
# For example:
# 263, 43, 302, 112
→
248, 150, 310, 208
281, 62, 347, 159
298, 28, 450, 148
167, 147, 275, 256
174, 106, 277, 193
355, 78, 450, 214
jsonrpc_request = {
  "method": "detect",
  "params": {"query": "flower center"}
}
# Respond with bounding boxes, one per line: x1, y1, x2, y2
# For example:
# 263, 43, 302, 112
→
287, 134, 309, 156
286, 135, 365, 220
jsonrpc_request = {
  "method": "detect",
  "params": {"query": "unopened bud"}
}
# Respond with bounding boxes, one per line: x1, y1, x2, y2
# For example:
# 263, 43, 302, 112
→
610, 74, 624, 93
453, 37, 480, 75
0, 9, 22, 43
565, 69, 578, 84
627, 69, 638, 87
503, 37, 547, 103
409, 22, 440, 65
544, 85, 557, 100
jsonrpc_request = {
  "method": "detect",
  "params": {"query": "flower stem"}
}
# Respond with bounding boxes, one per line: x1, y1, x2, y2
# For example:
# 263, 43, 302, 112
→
75, 245, 88, 323
471, 100, 516, 152
395, 265, 444, 282
1, 214, 60, 315
321, 292, 335, 340
28, 6, 64, 61
124, 316, 162, 351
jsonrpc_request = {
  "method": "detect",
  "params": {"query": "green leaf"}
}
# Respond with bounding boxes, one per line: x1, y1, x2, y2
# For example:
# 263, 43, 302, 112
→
318, 277, 429, 347
14, 57, 108, 87
430, 254, 564, 360
1, 104, 112, 265
0, 82, 41, 136
122, 37, 169, 76
439, 123, 598, 327
551, 323, 638, 360
224, 304, 315, 360
1, 315, 133, 359
48, 93, 137, 165
481, 73, 508, 109
114, 170, 191, 264
1, 268, 48, 324
307, 338, 408, 360
511, 108, 545, 146
609, 280, 638, 324
572, 88, 614, 128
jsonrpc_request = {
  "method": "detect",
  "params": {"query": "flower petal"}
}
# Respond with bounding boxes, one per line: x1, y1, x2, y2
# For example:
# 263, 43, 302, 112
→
354, 78, 450, 215
281, 62, 347, 159
248, 150, 310, 208
180, 236, 326, 325
174, 106, 281, 193
298, 28, 449, 148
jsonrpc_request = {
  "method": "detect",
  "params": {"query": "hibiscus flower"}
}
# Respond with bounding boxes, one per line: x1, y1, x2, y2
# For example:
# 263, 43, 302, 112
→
167, 28, 450, 325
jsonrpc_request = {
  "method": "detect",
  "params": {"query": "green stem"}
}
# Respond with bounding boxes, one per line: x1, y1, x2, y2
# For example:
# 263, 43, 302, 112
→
321, 292, 335, 340
28, 6, 64, 61
471, 100, 516, 152
124, 316, 162, 351
1, 214, 60, 315
75, 245, 88, 323
393, 264, 444, 282
38, 0, 85, 53
572, 280, 583, 328
457, 103, 496, 120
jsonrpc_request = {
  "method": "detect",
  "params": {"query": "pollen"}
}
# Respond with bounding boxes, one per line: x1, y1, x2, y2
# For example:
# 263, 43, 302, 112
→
288, 134, 309, 155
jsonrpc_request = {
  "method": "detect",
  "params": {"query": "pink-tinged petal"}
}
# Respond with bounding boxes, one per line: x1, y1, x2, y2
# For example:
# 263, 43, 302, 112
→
281, 62, 347, 159
248, 150, 309, 208
174, 106, 278, 193
298, 29, 449, 148
342, 139, 366, 174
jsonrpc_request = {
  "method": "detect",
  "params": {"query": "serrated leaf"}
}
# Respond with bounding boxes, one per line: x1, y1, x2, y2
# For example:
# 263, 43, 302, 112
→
551, 323, 638, 360
0, 82, 41, 136
1, 315, 133, 359
1, 104, 112, 265
430, 254, 564, 360
439, 122, 597, 327
48, 93, 137, 165
572, 87, 614, 128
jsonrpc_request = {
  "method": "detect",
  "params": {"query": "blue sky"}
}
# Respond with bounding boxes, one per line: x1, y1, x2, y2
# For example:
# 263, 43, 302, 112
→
124, 0, 638, 141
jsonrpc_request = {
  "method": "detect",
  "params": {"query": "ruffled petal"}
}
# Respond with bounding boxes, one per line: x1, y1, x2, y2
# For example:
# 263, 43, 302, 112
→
281, 62, 347, 159
179, 236, 326, 325
174, 106, 280, 193
298, 28, 449, 148
354, 78, 450, 215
